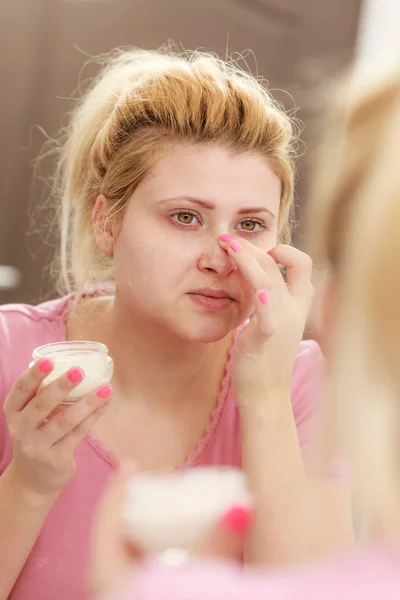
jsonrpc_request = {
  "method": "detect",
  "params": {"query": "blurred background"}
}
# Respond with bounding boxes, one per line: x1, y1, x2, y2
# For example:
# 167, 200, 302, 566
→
0, 0, 398, 305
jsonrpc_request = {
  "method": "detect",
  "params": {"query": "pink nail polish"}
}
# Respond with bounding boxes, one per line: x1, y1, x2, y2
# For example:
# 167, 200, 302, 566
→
221, 505, 253, 534
230, 241, 243, 253
220, 233, 233, 242
38, 358, 53, 373
96, 384, 113, 399
67, 367, 84, 384
259, 289, 268, 305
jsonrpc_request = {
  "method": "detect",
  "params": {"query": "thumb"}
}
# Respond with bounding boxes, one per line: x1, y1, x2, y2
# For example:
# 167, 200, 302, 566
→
200, 505, 253, 561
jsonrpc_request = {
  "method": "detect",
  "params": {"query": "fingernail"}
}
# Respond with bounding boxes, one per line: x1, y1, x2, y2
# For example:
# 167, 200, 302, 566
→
259, 289, 268, 305
96, 384, 113, 399
39, 358, 53, 373
230, 241, 243, 253
221, 505, 253, 534
67, 367, 85, 383
220, 233, 233, 242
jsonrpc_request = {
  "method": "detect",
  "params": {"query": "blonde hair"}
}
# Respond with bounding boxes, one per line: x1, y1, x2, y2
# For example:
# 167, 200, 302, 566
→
47, 48, 298, 296
308, 71, 400, 538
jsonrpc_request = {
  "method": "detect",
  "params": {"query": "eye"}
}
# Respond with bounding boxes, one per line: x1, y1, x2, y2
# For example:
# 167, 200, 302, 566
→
170, 210, 201, 226
235, 218, 268, 233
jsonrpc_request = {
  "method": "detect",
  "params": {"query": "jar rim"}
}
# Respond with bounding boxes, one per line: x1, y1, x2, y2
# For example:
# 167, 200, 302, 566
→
33, 340, 109, 358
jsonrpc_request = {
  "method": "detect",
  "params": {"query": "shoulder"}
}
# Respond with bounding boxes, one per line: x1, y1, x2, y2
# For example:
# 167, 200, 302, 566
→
0, 296, 70, 393
0, 296, 70, 329
129, 547, 400, 600
0, 295, 70, 337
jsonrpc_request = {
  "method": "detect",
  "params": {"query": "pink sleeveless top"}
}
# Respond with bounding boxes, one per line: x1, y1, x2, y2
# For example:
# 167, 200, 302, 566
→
0, 296, 325, 600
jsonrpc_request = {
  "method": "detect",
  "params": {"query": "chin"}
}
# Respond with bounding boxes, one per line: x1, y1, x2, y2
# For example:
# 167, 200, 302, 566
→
173, 315, 241, 344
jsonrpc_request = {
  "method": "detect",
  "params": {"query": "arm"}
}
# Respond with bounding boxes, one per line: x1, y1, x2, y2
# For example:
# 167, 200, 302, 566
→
0, 359, 112, 598
241, 395, 354, 566
216, 237, 354, 566
0, 464, 57, 599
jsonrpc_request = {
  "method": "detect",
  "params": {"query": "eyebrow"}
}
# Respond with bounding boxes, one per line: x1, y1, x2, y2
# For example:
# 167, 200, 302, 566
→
160, 196, 276, 219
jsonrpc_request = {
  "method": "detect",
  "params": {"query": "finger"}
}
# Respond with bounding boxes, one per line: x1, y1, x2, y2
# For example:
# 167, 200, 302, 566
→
253, 288, 274, 338
53, 387, 112, 455
222, 237, 291, 287
3, 358, 54, 414
268, 245, 313, 296
39, 384, 113, 445
22, 367, 86, 428
219, 234, 281, 278
218, 236, 274, 291
201, 504, 253, 561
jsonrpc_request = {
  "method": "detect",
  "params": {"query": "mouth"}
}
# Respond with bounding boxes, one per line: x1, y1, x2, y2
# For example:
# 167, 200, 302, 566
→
187, 288, 235, 312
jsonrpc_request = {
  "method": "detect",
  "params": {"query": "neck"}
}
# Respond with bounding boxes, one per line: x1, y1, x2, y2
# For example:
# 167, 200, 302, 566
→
72, 294, 233, 408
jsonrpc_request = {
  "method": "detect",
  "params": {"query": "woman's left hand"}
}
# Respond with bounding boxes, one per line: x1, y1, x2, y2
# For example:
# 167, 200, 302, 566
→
219, 236, 314, 408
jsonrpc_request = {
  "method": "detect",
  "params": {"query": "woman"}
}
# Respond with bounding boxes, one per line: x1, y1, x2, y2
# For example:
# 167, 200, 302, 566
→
91, 69, 400, 599
0, 49, 351, 600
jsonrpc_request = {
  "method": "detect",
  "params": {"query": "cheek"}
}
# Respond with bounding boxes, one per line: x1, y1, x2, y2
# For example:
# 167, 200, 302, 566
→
269, 230, 278, 248
249, 229, 277, 252
114, 231, 194, 288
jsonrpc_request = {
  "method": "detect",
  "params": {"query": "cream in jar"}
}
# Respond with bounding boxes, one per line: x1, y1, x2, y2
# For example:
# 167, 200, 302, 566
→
31, 341, 113, 401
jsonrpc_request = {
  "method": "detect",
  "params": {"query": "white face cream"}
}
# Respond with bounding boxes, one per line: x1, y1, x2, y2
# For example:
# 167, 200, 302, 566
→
32, 341, 113, 401
121, 467, 253, 555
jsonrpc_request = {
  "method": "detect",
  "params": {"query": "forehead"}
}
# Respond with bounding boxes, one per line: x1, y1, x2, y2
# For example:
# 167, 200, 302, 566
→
133, 143, 282, 213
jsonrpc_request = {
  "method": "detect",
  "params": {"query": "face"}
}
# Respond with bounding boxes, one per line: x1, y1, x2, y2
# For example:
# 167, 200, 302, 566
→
97, 143, 281, 343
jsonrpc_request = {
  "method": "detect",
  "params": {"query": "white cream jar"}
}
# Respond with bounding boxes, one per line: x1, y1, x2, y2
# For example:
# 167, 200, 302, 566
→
32, 341, 113, 402
121, 467, 253, 555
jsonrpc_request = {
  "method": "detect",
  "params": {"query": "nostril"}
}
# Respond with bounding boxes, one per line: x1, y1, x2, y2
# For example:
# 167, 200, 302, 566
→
198, 244, 238, 275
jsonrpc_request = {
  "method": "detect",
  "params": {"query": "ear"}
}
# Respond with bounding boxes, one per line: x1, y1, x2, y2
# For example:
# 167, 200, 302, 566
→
92, 195, 115, 255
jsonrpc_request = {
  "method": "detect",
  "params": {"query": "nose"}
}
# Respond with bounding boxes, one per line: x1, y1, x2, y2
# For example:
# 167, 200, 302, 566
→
198, 241, 236, 277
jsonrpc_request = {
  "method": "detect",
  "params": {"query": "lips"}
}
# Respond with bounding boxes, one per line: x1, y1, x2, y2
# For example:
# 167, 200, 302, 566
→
189, 288, 233, 300
187, 288, 234, 312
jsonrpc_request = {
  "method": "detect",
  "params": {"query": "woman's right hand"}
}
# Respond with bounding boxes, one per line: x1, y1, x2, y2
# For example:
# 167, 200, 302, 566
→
3, 358, 112, 500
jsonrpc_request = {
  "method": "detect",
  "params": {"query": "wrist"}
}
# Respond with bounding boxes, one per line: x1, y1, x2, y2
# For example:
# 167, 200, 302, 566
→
3, 462, 59, 511
237, 388, 292, 416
